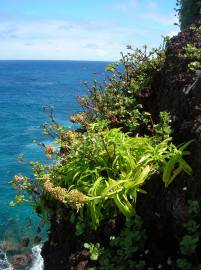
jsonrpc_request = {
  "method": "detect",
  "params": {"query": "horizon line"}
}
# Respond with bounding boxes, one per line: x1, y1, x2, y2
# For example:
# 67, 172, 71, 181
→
0, 59, 113, 62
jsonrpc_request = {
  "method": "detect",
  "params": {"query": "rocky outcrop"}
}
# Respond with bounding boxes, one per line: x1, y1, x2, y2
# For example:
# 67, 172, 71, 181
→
41, 20, 201, 269
136, 19, 201, 265
10, 254, 32, 269
41, 214, 77, 270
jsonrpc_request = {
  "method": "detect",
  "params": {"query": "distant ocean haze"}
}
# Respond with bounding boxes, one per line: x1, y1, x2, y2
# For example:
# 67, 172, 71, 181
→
0, 60, 109, 269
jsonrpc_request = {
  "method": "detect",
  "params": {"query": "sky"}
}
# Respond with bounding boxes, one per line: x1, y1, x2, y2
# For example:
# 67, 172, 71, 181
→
0, 0, 179, 61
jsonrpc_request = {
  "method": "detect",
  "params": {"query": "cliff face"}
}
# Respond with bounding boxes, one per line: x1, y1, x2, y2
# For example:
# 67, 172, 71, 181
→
136, 19, 201, 263
149, 20, 201, 144
41, 213, 77, 270
42, 21, 201, 270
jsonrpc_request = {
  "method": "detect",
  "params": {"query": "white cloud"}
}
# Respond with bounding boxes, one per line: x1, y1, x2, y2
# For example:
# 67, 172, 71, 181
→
112, 0, 139, 12
166, 30, 179, 37
137, 12, 177, 26
111, 0, 178, 27
0, 0, 179, 60
111, 0, 158, 14
0, 18, 147, 60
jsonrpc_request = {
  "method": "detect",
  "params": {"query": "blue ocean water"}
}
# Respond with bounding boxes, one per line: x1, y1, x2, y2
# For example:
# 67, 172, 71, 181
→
0, 60, 109, 268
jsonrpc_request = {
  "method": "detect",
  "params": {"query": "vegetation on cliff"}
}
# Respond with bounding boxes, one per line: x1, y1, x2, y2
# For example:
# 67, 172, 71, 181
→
10, 45, 192, 269
177, 0, 201, 30
11, 3, 201, 270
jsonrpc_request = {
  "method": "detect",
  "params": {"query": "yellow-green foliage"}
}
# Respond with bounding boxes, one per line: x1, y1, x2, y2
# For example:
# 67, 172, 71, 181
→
181, 43, 201, 71
14, 124, 191, 229
11, 44, 193, 231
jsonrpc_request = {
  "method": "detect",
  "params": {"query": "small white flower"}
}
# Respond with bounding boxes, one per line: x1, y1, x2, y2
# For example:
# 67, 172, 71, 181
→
167, 257, 172, 265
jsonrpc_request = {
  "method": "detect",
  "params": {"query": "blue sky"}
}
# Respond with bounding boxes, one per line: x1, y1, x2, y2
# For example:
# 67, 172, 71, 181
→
0, 0, 179, 60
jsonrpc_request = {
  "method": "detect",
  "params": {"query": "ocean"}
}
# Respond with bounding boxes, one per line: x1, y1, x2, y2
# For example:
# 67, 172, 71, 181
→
0, 60, 109, 269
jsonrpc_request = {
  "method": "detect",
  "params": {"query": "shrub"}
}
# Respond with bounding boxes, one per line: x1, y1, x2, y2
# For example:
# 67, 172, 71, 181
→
11, 43, 194, 269
176, 0, 201, 30
74, 44, 166, 135
12, 123, 192, 229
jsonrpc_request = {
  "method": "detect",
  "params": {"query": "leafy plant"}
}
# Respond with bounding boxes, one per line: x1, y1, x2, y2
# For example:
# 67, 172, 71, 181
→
176, 0, 201, 30
14, 124, 192, 229
180, 43, 201, 71
73, 44, 166, 135
162, 140, 193, 187
85, 215, 148, 270
177, 201, 201, 269
176, 258, 192, 270
84, 242, 103, 261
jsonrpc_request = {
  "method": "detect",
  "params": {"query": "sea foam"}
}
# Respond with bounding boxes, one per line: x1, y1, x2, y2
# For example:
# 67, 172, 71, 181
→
29, 245, 44, 270
0, 250, 13, 270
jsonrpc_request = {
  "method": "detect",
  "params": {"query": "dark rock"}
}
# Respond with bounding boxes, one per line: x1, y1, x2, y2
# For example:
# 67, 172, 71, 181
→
0, 240, 18, 253
10, 254, 31, 268
136, 18, 201, 267
37, 225, 42, 233
75, 260, 88, 270
41, 211, 76, 270
21, 238, 30, 247
34, 236, 42, 244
